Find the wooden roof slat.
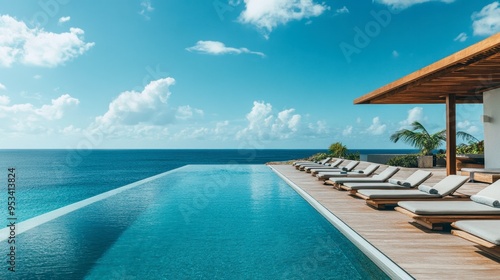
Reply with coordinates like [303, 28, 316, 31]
[355, 33, 500, 104]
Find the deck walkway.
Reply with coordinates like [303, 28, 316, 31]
[270, 163, 499, 279]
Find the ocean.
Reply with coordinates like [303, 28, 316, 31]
[0, 149, 417, 221]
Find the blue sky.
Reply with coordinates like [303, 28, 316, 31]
[0, 0, 498, 149]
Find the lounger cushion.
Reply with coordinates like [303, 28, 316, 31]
[453, 220, 500, 245]
[343, 182, 407, 190]
[432, 175, 469, 196]
[474, 179, 500, 201]
[358, 189, 440, 199]
[470, 195, 500, 208]
[329, 177, 386, 184]
[404, 170, 433, 187]
[397, 201, 500, 215]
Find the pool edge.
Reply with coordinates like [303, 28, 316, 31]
[268, 165, 414, 280]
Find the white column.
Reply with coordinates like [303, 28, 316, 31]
[483, 88, 500, 168]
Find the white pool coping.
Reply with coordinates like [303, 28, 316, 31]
[269, 165, 414, 280]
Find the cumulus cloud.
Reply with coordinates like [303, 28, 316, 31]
[472, 2, 500, 36]
[94, 77, 175, 129]
[139, 0, 154, 19]
[457, 120, 480, 136]
[0, 15, 94, 67]
[0, 83, 5, 90]
[58, 16, 71, 24]
[342, 125, 353, 136]
[91, 77, 204, 138]
[186, 41, 265, 57]
[176, 105, 204, 120]
[335, 6, 349, 15]
[454, 32, 468, 42]
[236, 101, 301, 140]
[0, 94, 79, 133]
[0, 95, 9, 105]
[367, 117, 386, 135]
[238, 0, 329, 36]
[373, 0, 455, 10]
[399, 107, 424, 127]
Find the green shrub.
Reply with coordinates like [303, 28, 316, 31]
[308, 153, 330, 162]
[387, 155, 418, 168]
[344, 152, 360, 160]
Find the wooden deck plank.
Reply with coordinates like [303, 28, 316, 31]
[270, 163, 500, 279]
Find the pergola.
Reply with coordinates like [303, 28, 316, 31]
[354, 32, 500, 175]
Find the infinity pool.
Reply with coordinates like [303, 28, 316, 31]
[1, 165, 389, 279]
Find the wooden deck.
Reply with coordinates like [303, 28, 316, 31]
[270, 162, 500, 279]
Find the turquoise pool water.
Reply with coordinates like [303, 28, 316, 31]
[1, 165, 389, 279]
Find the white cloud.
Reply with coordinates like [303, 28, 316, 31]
[186, 41, 265, 57]
[139, 0, 154, 19]
[457, 120, 480, 136]
[454, 32, 468, 42]
[0, 94, 79, 133]
[342, 125, 353, 136]
[399, 107, 424, 127]
[33, 74, 42, 79]
[94, 77, 175, 129]
[336, 6, 349, 15]
[238, 0, 329, 36]
[367, 117, 386, 135]
[0, 15, 94, 67]
[392, 50, 399, 58]
[356, 117, 362, 124]
[236, 101, 302, 140]
[374, 0, 455, 10]
[0, 83, 5, 90]
[0, 95, 9, 105]
[58, 16, 71, 24]
[91, 77, 205, 139]
[472, 2, 500, 36]
[176, 105, 204, 120]
[308, 120, 328, 134]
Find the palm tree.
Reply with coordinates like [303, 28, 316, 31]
[390, 121, 478, 155]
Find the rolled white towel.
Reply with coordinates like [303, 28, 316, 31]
[418, 185, 438, 194]
[388, 178, 401, 185]
[401, 181, 412, 187]
[471, 195, 500, 208]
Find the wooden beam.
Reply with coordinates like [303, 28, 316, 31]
[446, 95, 457, 175]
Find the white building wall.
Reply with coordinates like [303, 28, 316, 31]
[483, 88, 500, 168]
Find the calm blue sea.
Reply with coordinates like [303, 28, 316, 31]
[0, 149, 417, 221]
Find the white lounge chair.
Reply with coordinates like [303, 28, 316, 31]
[339, 169, 432, 194]
[324, 166, 400, 188]
[395, 179, 500, 230]
[451, 220, 500, 260]
[304, 158, 344, 173]
[316, 163, 379, 181]
[356, 175, 469, 210]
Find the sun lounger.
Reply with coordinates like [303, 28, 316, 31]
[304, 159, 344, 173]
[451, 220, 500, 260]
[324, 166, 400, 188]
[304, 158, 343, 173]
[293, 157, 331, 166]
[356, 175, 469, 210]
[316, 163, 379, 181]
[309, 160, 358, 174]
[295, 157, 332, 170]
[395, 179, 500, 230]
[339, 169, 432, 194]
